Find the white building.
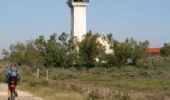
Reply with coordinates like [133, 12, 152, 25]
[67, 0, 89, 41]
[67, 0, 113, 54]
[96, 36, 114, 54]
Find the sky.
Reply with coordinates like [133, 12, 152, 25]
[0, 0, 170, 58]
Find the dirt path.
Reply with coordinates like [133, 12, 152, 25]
[0, 84, 42, 100]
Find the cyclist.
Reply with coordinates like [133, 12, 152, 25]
[6, 64, 20, 100]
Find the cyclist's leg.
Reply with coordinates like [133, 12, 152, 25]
[8, 82, 11, 100]
[14, 78, 18, 97]
[14, 87, 18, 97]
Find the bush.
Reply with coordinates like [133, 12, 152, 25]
[48, 68, 78, 80]
[0, 71, 6, 83]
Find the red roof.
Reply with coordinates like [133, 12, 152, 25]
[145, 48, 160, 53]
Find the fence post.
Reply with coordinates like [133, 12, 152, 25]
[46, 69, 49, 80]
[37, 68, 40, 78]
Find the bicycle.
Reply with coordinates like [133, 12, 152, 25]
[9, 81, 16, 100]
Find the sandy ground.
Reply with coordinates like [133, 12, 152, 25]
[0, 84, 42, 100]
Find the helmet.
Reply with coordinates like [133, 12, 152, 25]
[10, 64, 16, 67]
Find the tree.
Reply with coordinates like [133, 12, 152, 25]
[35, 35, 47, 56]
[78, 32, 105, 68]
[24, 41, 45, 69]
[161, 43, 170, 57]
[2, 49, 10, 61]
[107, 37, 149, 66]
[9, 42, 26, 65]
[44, 33, 72, 68]
[58, 32, 68, 46]
[3, 32, 150, 69]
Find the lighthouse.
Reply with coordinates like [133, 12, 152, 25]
[67, 0, 89, 41]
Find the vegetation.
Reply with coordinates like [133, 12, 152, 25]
[1, 32, 170, 100]
[2, 32, 151, 68]
[161, 43, 170, 57]
[1, 57, 169, 100]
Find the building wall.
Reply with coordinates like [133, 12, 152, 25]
[97, 36, 114, 54]
[71, 3, 88, 41]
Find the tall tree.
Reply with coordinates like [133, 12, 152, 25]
[78, 32, 105, 68]
[161, 43, 170, 57]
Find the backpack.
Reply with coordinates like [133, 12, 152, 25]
[9, 67, 18, 77]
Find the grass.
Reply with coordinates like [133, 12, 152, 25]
[18, 66, 170, 100]
[1, 57, 170, 100]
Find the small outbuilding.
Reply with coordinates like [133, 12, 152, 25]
[145, 48, 161, 56]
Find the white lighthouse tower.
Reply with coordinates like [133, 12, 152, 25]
[68, 0, 89, 41]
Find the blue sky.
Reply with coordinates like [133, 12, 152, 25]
[0, 0, 170, 57]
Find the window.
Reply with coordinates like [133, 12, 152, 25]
[68, 0, 89, 3]
[73, 0, 89, 3]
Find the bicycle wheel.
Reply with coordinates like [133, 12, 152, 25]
[10, 90, 15, 100]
